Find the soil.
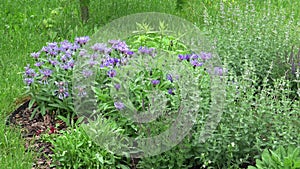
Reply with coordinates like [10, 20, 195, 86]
[6, 99, 68, 169]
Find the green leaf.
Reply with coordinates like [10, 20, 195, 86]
[28, 98, 35, 109]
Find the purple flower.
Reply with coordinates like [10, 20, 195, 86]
[190, 59, 204, 67]
[126, 50, 134, 56]
[56, 87, 69, 99]
[138, 46, 149, 54]
[79, 49, 88, 57]
[49, 50, 58, 57]
[166, 74, 173, 82]
[31, 52, 41, 59]
[40, 69, 53, 77]
[88, 60, 98, 67]
[114, 83, 121, 90]
[24, 78, 34, 86]
[178, 54, 185, 61]
[75, 86, 87, 97]
[90, 53, 99, 60]
[107, 69, 117, 78]
[108, 39, 121, 45]
[34, 61, 44, 67]
[67, 59, 75, 68]
[191, 54, 199, 59]
[151, 79, 160, 86]
[114, 101, 125, 110]
[214, 67, 226, 76]
[138, 46, 155, 56]
[24, 65, 37, 77]
[168, 88, 175, 95]
[47, 42, 58, 49]
[55, 81, 69, 99]
[91, 43, 107, 53]
[82, 69, 93, 78]
[60, 40, 74, 51]
[112, 41, 130, 53]
[48, 59, 59, 66]
[60, 54, 68, 62]
[75, 36, 90, 45]
[61, 63, 71, 70]
[200, 52, 212, 61]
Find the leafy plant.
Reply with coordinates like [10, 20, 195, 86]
[42, 125, 130, 169]
[248, 145, 300, 169]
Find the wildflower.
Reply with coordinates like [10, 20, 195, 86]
[107, 69, 117, 78]
[166, 74, 173, 82]
[109, 39, 121, 45]
[60, 40, 73, 51]
[24, 65, 37, 77]
[200, 52, 212, 61]
[24, 78, 34, 86]
[75, 36, 90, 45]
[114, 101, 125, 110]
[34, 61, 44, 67]
[91, 43, 107, 53]
[67, 59, 75, 68]
[40, 69, 53, 77]
[75, 86, 87, 97]
[214, 66, 226, 76]
[47, 42, 58, 49]
[178, 54, 185, 61]
[125, 50, 134, 56]
[79, 49, 88, 57]
[61, 63, 71, 70]
[60, 54, 68, 62]
[168, 88, 175, 95]
[55, 81, 69, 99]
[114, 83, 121, 90]
[112, 41, 130, 53]
[138, 46, 155, 56]
[82, 69, 93, 78]
[48, 59, 59, 66]
[31, 52, 41, 59]
[185, 54, 191, 61]
[88, 60, 98, 67]
[49, 50, 58, 57]
[191, 54, 199, 59]
[190, 59, 203, 67]
[90, 53, 99, 60]
[151, 79, 160, 86]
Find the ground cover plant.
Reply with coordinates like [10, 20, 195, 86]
[1, 0, 299, 168]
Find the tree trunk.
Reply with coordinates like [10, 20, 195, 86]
[79, 0, 90, 23]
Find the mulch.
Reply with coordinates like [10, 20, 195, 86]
[6, 99, 68, 169]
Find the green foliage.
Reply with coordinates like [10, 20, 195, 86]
[248, 146, 300, 169]
[42, 125, 130, 169]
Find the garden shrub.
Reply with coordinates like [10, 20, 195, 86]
[248, 145, 300, 169]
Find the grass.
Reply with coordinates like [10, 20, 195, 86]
[0, 0, 299, 168]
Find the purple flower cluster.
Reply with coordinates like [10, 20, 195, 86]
[24, 65, 37, 86]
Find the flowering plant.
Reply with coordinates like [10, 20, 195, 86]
[23, 31, 225, 124]
[23, 36, 90, 118]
